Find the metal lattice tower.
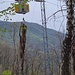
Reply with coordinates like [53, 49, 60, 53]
[40, 1, 50, 75]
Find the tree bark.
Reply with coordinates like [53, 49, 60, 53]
[19, 22, 27, 75]
[61, 0, 74, 75]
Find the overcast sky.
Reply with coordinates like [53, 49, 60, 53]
[0, 0, 66, 32]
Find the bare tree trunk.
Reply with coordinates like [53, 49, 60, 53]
[19, 22, 27, 75]
[31, 62, 34, 75]
[71, 23, 75, 75]
[12, 23, 17, 75]
[25, 60, 29, 75]
[61, 0, 74, 75]
[15, 54, 19, 75]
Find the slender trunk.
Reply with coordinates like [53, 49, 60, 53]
[31, 62, 34, 75]
[13, 24, 16, 75]
[50, 61, 53, 75]
[25, 61, 29, 75]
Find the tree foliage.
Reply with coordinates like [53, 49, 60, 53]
[1, 70, 12, 75]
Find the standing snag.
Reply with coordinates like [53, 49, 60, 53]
[19, 22, 27, 75]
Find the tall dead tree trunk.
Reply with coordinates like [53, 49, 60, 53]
[19, 22, 27, 75]
[61, 0, 74, 75]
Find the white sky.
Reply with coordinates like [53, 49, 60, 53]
[0, 0, 66, 32]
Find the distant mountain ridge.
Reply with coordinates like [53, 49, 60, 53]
[0, 21, 64, 50]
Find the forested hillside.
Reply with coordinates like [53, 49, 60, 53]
[0, 21, 64, 75]
[0, 21, 64, 49]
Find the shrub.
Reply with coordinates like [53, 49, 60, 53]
[1, 70, 12, 75]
